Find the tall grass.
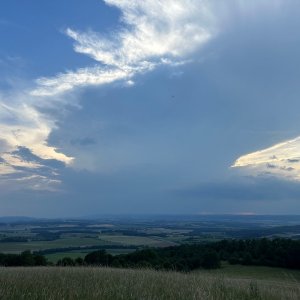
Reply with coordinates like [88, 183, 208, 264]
[0, 267, 298, 300]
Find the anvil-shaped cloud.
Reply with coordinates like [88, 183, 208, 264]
[0, 0, 216, 190]
[0, 0, 290, 191]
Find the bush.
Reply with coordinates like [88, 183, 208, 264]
[84, 250, 113, 266]
[202, 251, 220, 269]
[57, 257, 75, 266]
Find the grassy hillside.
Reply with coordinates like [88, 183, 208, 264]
[200, 263, 300, 282]
[0, 266, 299, 300]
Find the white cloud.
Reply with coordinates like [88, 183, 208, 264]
[0, 174, 62, 192]
[15, 175, 62, 192]
[0, 162, 17, 175]
[232, 137, 300, 181]
[1, 153, 42, 169]
[31, 66, 134, 96]
[31, 0, 287, 97]
[70, 0, 213, 62]
[31, 0, 215, 97]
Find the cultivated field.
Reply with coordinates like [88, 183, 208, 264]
[0, 237, 109, 253]
[0, 215, 299, 261]
[0, 266, 299, 300]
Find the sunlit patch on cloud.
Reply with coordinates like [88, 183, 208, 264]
[0, 91, 73, 190]
[232, 137, 300, 181]
[0, 142, 67, 191]
[0, 162, 16, 175]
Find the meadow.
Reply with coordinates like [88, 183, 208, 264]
[0, 265, 299, 300]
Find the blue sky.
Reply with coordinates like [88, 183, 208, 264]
[1, 0, 300, 217]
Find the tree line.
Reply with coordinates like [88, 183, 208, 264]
[0, 238, 299, 270]
[57, 238, 300, 270]
[57, 247, 220, 271]
[0, 251, 47, 266]
[56, 238, 300, 271]
[211, 238, 300, 269]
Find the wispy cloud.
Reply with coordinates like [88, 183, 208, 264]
[31, 0, 215, 96]
[232, 137, 300, 181]
[31, 0, 287, 97]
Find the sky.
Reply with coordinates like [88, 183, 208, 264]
[1, 0, 300, 217]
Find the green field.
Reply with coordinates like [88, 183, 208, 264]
[0, 237, 110, 253]
[0, 266, 299, 300]
[0, 234, 177, 254]
[98, 234, 177, 247]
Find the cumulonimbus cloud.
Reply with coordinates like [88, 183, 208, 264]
[0, 0, 287, 190]
[1, 0, 216, 190]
